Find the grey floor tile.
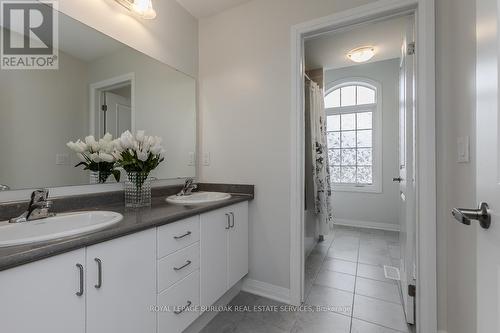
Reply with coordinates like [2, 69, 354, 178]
[327, 247, 359, 262]
[358, 250, 392, 266]
[357, 263, 395, 284]
[306, 284, 353, 316]
[315, 269, 356, 292]
[322, 258, 357, 275]
[200, 314, 238, 333]
[351, 318, 406, 333]
[388, 245, 401, 259]
[291, 310, 351, 333]
[234, 317, 288, 333]
[353, 295, 409, 332]
[244, 297, 297, 331]
[355, 277, 402, 304]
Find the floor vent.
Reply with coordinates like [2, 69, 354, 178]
[383, 265, 401, 281]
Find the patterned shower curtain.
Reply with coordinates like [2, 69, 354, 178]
[306, 80, 334, 235]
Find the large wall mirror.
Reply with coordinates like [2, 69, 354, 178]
[0, 9, 196, 191]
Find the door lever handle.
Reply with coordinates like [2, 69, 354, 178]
[452, 202, 491, 229]
[393, 177, 403, 182]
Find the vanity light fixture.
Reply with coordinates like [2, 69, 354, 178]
[347, 46, 375, 63]
[115, 0, 157, 19]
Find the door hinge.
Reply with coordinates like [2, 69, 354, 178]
[407, 42, 415, 55]
[101, 104, 108, 112]
[408, 284, 416, 297]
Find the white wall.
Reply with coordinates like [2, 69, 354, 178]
[324, 59, 400, 228]
[198, 0, 377, 290]
[57, 0, 198, 78]
[0, 49, 89, 189]
[436, 0, 477, 332]
[87, 48, 197, 180]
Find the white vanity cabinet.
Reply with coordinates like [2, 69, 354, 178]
[0, 199, 250, 333]
[0, 249, 86, 333]
[200, 201, 249, 307]
[86, 229, 157, 333]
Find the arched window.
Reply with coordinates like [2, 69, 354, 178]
[325, 78, 382, 192]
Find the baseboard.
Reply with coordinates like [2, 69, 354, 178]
[241, 278, 291, 304]
[334, 218, 400, 232]
[437, 330, 448, 333]
[183, 280, 243, 333]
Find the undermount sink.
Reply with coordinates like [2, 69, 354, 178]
[166, 192, 231, 206]
[0, 211, 123, 247]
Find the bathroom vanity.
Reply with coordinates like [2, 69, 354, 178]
[0, 185, 252, 333]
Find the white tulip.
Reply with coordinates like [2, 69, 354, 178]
[151, 144, 162, 155]
[120, 131, 134, 149]
[99, 153, 115, 163]
[85, 135, 96, 145]
[102, 133, 113, 142]
[137, 149, 148, 162]
[89, 153, 101, 163]
[113, 139, 123, 152]
[112, 151, 122, 161]
[136, 130, 145, 143]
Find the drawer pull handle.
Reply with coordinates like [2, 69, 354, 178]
[174, 231, 192, 240]
[229, 212, 235, 228]
[76, 263, 84, 296]
[225, 213, 231, 229]
[94, 258, 102, 289]
[173, 260, 192, 271]
[174, 300, 192, 315]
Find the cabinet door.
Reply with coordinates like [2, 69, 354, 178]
[227, 201, 249, 288]
[200, 207, 229, 307]
[86, 229, 156, 333]
[0, 249, 86, 333]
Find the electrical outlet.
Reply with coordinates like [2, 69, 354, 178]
[457, 136, 470, 163]
[188, 152, 195, 166]
[56, 153, 70, 165]
[203, 152, 211, 166]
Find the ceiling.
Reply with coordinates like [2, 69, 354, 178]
[175, 0, 252, 18]
[305, 16, 409, 70]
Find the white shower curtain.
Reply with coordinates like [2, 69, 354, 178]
[306, 80, 333, 235]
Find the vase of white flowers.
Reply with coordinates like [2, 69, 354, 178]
[67, 133, 121, 184]
[115, 130, 165, 207]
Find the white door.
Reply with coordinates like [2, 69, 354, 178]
[99, 91, 132, 138]
[200, 207, 229, 307]
[0, 249, 86, 333]
[86, 229, 156, 333]
[397, 15, 416, 325]
[227, 201, 249, 288]
[475, 0, 500, 331]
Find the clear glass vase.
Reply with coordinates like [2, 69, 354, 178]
[124, 172, 151, 208]
[90, 170, 112, 184]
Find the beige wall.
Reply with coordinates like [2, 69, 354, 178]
[198, 0, 377, 290]
[436, 0, 477, 332]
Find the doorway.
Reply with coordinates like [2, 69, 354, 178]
[89, 73, 135, 138]
[290, 1, 437, 333]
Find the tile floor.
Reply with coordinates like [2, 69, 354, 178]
[200, 226, 413, 333]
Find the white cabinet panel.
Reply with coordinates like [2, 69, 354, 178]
[158, 242, 200, 293]
[200, 207, 229, 307]
[157, 271, 200, 333]
[157, 216, 200, 259]
[228, 201, 249, 288]
[86, 229, 156, 333]
[0, 249, 86, 333]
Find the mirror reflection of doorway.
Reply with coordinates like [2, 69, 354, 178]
[98, 83, 132, 138]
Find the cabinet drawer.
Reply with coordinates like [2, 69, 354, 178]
[157, 216, 200, 258]
[158, 242, 200, 293]
[157, 271, 200, 333]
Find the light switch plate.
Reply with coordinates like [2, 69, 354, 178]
[188, 152, 195, 166]
[203, 152, 210, 166]
[56, 153, 70, 165]
[457, 136, 470, 163]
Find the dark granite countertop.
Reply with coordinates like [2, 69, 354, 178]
[0, 184, 253, 271]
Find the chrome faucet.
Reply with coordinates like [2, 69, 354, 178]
[9, 189, 55, 223]
[0, 184, 9, 191]
[177, 178, 198, 196]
